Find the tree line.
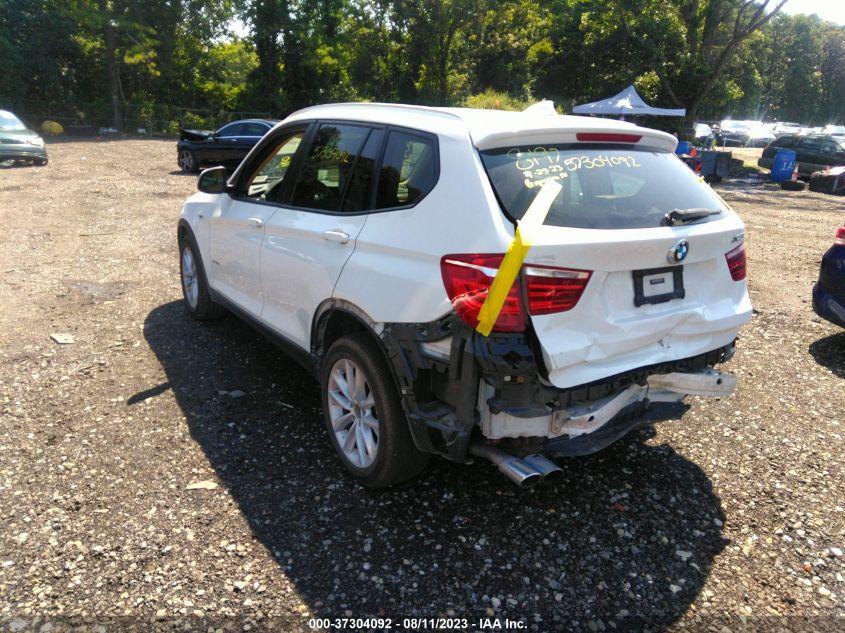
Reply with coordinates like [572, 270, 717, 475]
[2, 0, 844, 132]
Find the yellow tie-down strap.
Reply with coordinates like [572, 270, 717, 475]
[475, 180, 562, 336]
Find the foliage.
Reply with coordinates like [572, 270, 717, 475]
[1, 0, 843, 129]
[464, 89, 530, 111]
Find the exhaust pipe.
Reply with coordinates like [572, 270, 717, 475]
[523, 454, 563, 482]
[469, 442, 542, 488]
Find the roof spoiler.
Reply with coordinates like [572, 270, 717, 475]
[522, 100, 558, 117]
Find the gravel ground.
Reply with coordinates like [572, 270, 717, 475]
[1, 139, 844, 632]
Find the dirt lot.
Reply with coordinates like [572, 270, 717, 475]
[1, 139, 844, 631]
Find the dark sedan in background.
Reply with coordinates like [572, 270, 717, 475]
[759, 134, 845, 177]
[0, 109, 48, 166]
[813, 224, 845, 328]
[176, 118, 277, 172]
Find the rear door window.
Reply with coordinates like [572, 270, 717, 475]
[375, 131, 437, 209]
[217, 122, 243, 138]
[290, 123, 371, 212]
[240, 122, 271, 137]
[480, 146, 726, 230]
[341, 129, 384, 212]
[799, 137, 822, 153]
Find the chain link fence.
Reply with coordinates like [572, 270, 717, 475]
[8, 99, 272, 136]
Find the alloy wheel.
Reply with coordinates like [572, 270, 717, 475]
[181, 246, 199, 309]
[178, 150, 194, 171]
[327, 358, 379, 468]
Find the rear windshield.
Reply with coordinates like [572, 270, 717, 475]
[480, 145, 726, 229]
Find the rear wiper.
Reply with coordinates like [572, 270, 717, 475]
[662, 208, 722, 226]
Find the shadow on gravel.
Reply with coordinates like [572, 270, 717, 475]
[809, 331, 845, 378]
[143, 300, 727, 629]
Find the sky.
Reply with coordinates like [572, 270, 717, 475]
[783, 0, 845, 25]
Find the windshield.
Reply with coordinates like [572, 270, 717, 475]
[480, 145, 726, 230]
[0, 110, 26, 131]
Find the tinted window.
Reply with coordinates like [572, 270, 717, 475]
[341, 129, 384, 212]
[217, 122, 243, 137]
[821, 139, 840, 156]
[480, 146, 727, 230]
[799, 137, 822, 152]
[290, 124, 370, 211]
[240, 122, 270, 137]
[375, 131, 437, 209]
[773, 135, 797, 148]
[244, 131, 305, 202]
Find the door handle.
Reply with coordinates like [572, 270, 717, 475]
[248, 217, 265, 229]
[323, 229, 349, 244]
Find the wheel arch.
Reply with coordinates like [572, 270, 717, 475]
[176, 219, 213, 294]
[312, 299, 386, 362]
[177, 218, 198, 247]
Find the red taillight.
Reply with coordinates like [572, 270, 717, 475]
[524, 265, 592, 315]
[725, 243, 747, 281]
[440, 255, 591, 332]
[576, 132, 642, 143]
[440, 254, 525, 332]
[835, 226, 845, 246]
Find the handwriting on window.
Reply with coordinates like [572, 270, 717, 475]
[508, 148, 641, 189]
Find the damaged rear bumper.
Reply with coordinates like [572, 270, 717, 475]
[381, 316, 738, 463]
[541, 369, 735, 456]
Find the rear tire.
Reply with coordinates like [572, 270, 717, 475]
[321, 333, 428, 488]
[178, 238, 226, 320]
[34, 157, 48, 166]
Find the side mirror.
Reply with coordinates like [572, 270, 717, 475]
[197, 166, 228, 194]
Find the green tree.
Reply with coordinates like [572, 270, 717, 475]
[603, 0, 789, 117]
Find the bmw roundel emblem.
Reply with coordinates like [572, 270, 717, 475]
[667, 239, 690, 264]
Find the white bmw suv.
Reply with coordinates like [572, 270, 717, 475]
[177, 102, 752, 488]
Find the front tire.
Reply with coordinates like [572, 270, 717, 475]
[321, 334, 428, 488]
[178, 149, 197, 173]
[178, 239, 225, 320]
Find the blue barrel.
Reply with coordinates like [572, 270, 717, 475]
[675, 140, 692, 155]
[771, 149, 796, 182]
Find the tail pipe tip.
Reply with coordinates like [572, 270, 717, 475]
[499, 456, 543, 488]
[470, 442, 545, 488]
[524, 454, 564, 481]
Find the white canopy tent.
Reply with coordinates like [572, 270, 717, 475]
[573, 85, 685, 117]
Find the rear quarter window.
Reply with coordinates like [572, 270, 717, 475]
[375, 131, 437, 209]
[480, 145, 727, 230]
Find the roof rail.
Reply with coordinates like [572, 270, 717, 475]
[288, 102, 464, 122]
